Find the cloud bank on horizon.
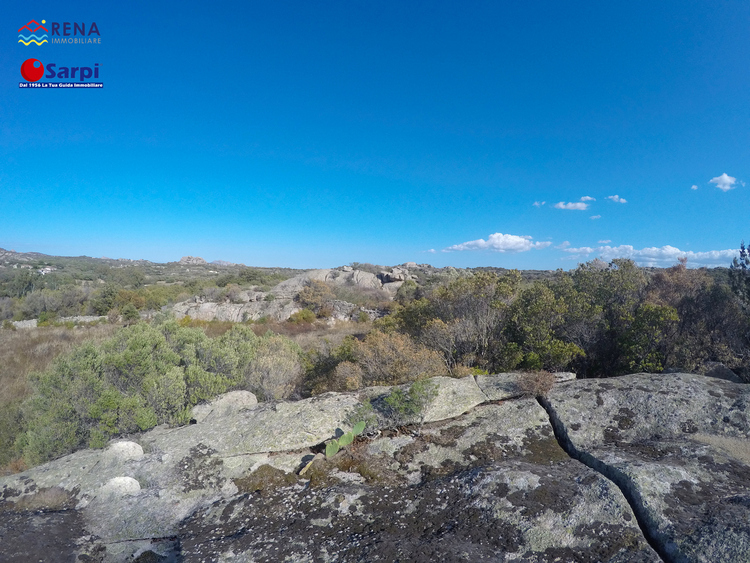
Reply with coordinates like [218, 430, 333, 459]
[441, 232, 737, 267]
[561, 244, 737, 267]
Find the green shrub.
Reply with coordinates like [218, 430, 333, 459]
[37, 310, 57, 326]
[144, 366, 187, 423]
[395, 279, 419, 304]
[14, 318, 299, 466]
[0, 402, 24, 467]
[289, 309, 316, 324]
[382, 379, 438, 429]
[121, 303, 140, 324]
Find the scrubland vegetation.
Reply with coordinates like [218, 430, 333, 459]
[0, 256, 301, 322]
[1, 248, 748, 474]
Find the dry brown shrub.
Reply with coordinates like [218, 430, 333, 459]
[0, 457, 28, 477]
[296, 280, 335, 312]
[355, 330, 446, 386]
[517, 370, 555, 398]
[278, 320, 365, 349]
[177, 317, 237, 338]
[450, 365, 474, 378]
[331, 361, 364, 391]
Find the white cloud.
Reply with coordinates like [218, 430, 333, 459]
[561, 244, 737, 267]
[555, 201, 589, 210]
[533, 201, 546, 207]
[691, 185, 698, 190]
[598, 239, 611, 244]
[444, 232, 552, 253]
[606, 195, 627, 203]
[590, 215, 601, 220]
[580, 196, 596, 201]
[426, 249, 436, 254]
[556, 241, 571, 249]
[709, 173, 737, 192]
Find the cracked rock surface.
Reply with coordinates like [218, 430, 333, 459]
[545, 372, 750, 563]
[179, 399, 659, 562]
[0, 372, 747, 562]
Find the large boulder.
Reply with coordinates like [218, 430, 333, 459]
[172, 298, 301, 322]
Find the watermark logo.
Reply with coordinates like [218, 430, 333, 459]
[20, 58, 45, 81]
[18, 20, 48, 46]
[19, 58, 102, 88]
[50, 21, 101, 44]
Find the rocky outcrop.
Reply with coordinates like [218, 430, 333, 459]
[1, 372, 747, 562]
[179, 256, 207, 265]
[172, 298, 301, 322]
[272, 268, 385, 300]
[171, 267, 390, 323]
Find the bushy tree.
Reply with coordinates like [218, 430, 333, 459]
[504, 282, 584, 371]
[644, 261, 749, 374]
[395, 272, 521, 371]
[91, 284, 120, 315]
[730, 240, 750, 307]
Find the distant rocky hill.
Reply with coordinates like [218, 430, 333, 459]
[178, 256, 207, 265]
[0, 247, 154, 266]
[1, 371, 748, 562]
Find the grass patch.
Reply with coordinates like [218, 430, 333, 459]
[0, 324, 118, 473]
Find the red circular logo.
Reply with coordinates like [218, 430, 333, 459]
[21, 58, 44, 82]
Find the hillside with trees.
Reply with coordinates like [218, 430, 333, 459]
[1, 246, 748, 474]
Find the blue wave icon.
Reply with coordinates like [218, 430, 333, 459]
[18, 20, 48, 45]
[18, 33, 48, 45]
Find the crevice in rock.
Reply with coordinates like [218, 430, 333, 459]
[472, 375, 492, 403]
[537, 396, 681, 563]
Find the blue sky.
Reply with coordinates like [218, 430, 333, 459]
[2, 1, 748, 269]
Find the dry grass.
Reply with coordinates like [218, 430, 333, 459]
[287, 321, 368, 351]
[0, 324, 119, 407]
[516, 370, 556, 398]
